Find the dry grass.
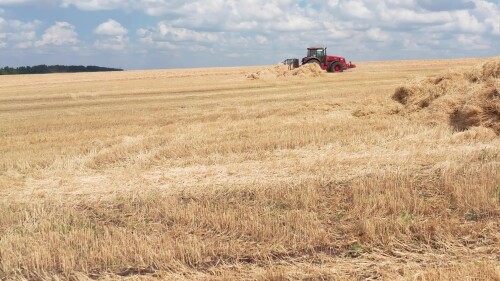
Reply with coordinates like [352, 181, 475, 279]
[247, 63, 324, 80]
[393, 57, 500, 134]
[1, 58, 499, 280]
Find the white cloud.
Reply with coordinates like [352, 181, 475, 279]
[154, 22, 219, 43]
[255, 35, 268, 44]
[136, 20, 273, 56]
[49, 1, 500, 40]
[94, 19, 128, 50]
[328, 0, 340, 8]
[366, 27, 390, 42]
[94, 19, 127, 36]
[59, 0, 315, 32]
[470, 0, 500, 34]
[0, 16, 40, 48]
[324, 22, 355, 40]
[378, 7, 453, 25]
[263, 14, 316, 32]
[417, 0, 476, 12]
[15, 40, 32, 48]
[339, 0, 373, 20]
[35, 21, 78, 47]
[60, 0, 126, 11]
[0, 0, 34, 3]
[0, 0, 57, 5]
[457, 34, 491, 50]
[136, 23, 220, 52]
[155, 41, 179, 50]
[452, 10, 487, 33]
[94, 36, 128, 51]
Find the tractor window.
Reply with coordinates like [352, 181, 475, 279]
[308, 49, 324, 58]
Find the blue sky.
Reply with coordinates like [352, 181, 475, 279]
[0, 0, 499, 70]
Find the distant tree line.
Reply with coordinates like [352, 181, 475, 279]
[0, 65, 123, 75]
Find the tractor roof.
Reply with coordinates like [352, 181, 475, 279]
[307, 47, 326, 50]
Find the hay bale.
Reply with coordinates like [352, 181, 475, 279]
[481, 59, 500, 79]
[288, 63, 324, 77]
[247, 63, 324, 80]
[473, 81, 500, 133]
[393, 58, 500, 135]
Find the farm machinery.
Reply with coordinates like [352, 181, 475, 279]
[283, 47, 356, 72]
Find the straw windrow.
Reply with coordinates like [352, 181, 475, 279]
[393, 58, 500, 134]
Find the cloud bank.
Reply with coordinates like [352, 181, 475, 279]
[0, 0, 498, 69]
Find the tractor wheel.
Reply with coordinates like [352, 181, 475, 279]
[330, 62, 344, 73]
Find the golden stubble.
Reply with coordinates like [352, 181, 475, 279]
[0, 58, 499, 280]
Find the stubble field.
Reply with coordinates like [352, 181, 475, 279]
[0, 58, 499, 280]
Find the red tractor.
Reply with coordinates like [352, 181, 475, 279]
[284, 47, 356, 73]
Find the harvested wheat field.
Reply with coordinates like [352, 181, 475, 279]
[1, 58, 499, 280]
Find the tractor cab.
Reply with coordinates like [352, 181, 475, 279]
[306, 48, 326, 64]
